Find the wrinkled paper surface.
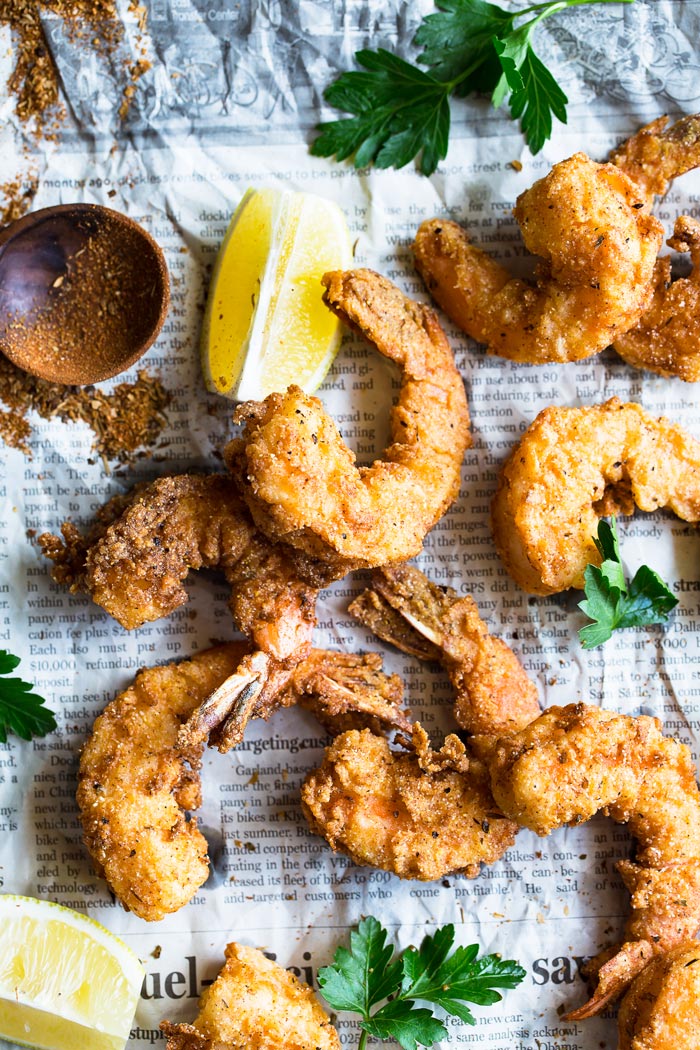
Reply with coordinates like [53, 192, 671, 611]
[1, 1, 700, 1046]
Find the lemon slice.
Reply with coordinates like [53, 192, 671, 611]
[0, 895, 144, 1050]
[201, 187, 353, 401]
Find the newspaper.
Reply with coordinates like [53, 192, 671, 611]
[1, 0, 699, 1046]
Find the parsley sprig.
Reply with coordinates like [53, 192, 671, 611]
[578, 518, 678, 649]
[311, 0, 634, 174]
[318, 916, 526, 1050]
[0, 650, 56, 742]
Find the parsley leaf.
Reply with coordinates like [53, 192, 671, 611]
[318, 917, 526, 1050]
[317, 915, 402, 1015]
[0, 650, 56, 743]
[312, 0, 634, 171]
[578, 518, 678, 649]
[311, 50, 451, 175]
[501, 42, 569, 154]
[363, 1000, 447, 1050]
[414, 0, 512, 93]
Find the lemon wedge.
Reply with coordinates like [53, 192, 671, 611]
[0, 895, 144, 1050]
[201, 187, 353, 401]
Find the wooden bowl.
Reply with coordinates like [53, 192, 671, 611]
[0, 203, 170, 384]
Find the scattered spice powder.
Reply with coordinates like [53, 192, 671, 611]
[0, 171, 39, 226]
[2, 1, 149, 131]
[4, 0, 68, 131]
[0, 1, 151, 222]
[0, 355, 171, 464]
[0, 407, 32, 455]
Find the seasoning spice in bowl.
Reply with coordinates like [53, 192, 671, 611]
[0, 203, 170, 385]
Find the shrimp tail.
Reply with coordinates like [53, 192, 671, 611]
[350, 564, 539, 737]
[610, 113, 700, 205]
[564, 940, 655, 1020]
[292, 649, 412, 736]
[177, 650, 272, 753]
[179, 649, 413, 755]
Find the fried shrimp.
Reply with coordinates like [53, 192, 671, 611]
[301, 724, 518, 881]
[39, 474, 317, 660]
[78, 643, 412, 920]
[606, 115, 700, 381]
[161, 942, 340, 1050]
[226, 268, 470, 586]
[77, 643, 247, 922]
[617, 941, 700, 1050]
[487, 704, 700, 1016]
[613, 216, 700, 381]
[491, 399, 700, 595]
[349, 563, 539, 737]
[412, 153, 662, 364]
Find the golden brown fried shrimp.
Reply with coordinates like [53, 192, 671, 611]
[301, 724, 518, 881]
[77, 643, 248, 922]
[413, 154, 662, 364]
[608, 116, 700, 380]
[487, 704, 700, 1015]
[226, 268, 470, 586]
[79, 643, 412, 920]
[610, 114, 700, 208]
[161, 942, 340, 1050]
[491, 399, 700, 595]
[39, 474, 317, 661]
[349, 563, 539, 738]
[613, 216, 700, 381]
[617, 941, 700, 1050]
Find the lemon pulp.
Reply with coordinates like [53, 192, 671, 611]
[0, 895, 144, 1050]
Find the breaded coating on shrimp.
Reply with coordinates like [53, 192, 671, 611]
[617, 941, 700, 1050]
[40, 474, 317, 661]
[41, 474, 323, 745]
[226, 268, 470, 586]
[301, 724, 518, 881]
[607, 115, 700, 380]
[77, 643, 248, 922]
[161, 942, 340, 1050]
[413, 153, 662, 364]
[613, 216, 700, 381]
[350, 563, 539, 738]
[491, 399, 700, 594]
[487, 704, 700, 1015]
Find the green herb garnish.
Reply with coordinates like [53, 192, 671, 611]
[578, 517, 678, 649]
[318, 916, 526, 1050]
[311, 0, 634, 174]
[0, 650, 56, 742]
